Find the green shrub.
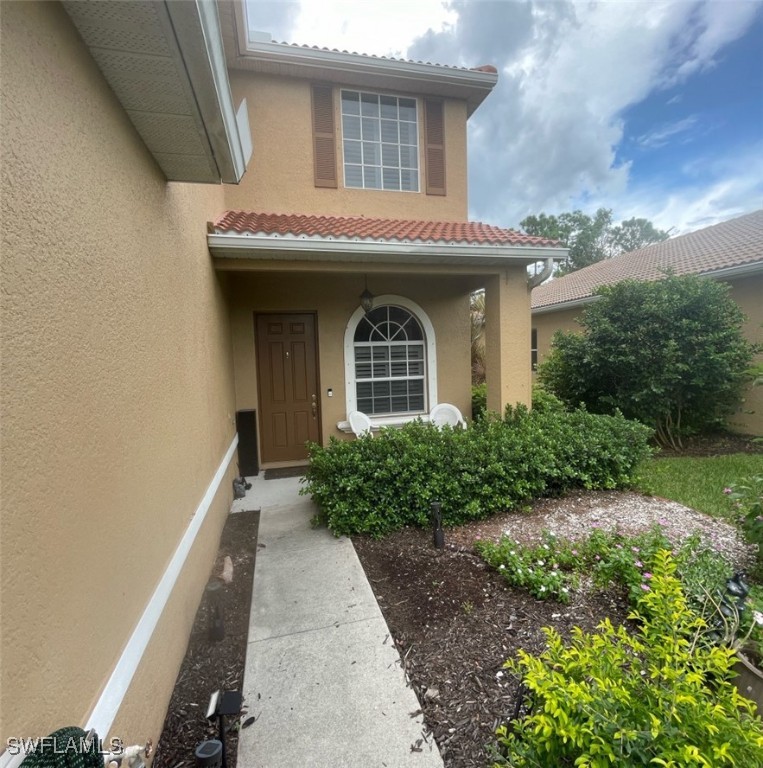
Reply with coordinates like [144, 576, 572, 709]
[471, 383, 487, 421]
[531, 384, 567, 414]
[302, 407, 652, 537]
[727, 474, 763, 573]
[539, 274, 758, 449]
[495, 551, 763, 767]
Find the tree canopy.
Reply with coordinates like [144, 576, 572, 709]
[538, 274, 758, 449]
[521, 208, 670, 275]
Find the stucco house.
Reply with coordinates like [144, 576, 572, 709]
[0, 0, 565, 760]
[531, 209, 763, 435]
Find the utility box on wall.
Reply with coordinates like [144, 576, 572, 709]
[235, 410, 259, 476]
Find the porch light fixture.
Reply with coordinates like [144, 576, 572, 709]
[360, 276, 374, 315]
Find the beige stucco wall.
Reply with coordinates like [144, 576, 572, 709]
[729, 274, 763, 435]
[485, 268, 533, 413]
[224, 71, 469, 221]
[1, 0, 236, 747]
[532, 306, 584, 373]
[531, 274, 763, 435]
[226, 270, 471, 452]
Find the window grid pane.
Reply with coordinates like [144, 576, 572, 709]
[342, 90, 419, 192]
[354, 306, 427, 416]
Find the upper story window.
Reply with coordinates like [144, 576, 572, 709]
[341, 90, 419, 192]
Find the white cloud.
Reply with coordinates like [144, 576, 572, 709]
[247, 0, 457, 56]
[636, 116, 699, 149]
[407, 0, 760, 229]
[610, 142, 763, 233]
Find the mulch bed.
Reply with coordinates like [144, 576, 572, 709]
[353, 527, 632, 768]
[153, 510, 259, 768]
[150, 434, 758, 768]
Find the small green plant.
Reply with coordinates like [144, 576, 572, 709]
[462, 600, 475, 616]
[477, 533, 577, 603]
[494, 551, 763, 767]
[726, 474, 763, 571]
[477, 526, 673, 606]
[471, 383, 487, 421]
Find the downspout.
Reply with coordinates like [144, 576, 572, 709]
[527, 257, 554, 288]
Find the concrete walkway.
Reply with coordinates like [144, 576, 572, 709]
[233, 474, 442, 768]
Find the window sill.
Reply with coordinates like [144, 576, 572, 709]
[336, 414, 430, 434]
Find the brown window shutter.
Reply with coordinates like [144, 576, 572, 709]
[424, 98, 446, 196]
[311, 84, 337, 188]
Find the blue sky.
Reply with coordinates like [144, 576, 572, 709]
[246, 0, 763, 234]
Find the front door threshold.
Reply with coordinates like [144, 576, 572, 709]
[259, 459, 310, 471]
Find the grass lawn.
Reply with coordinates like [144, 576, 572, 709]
[636, 453, 763, 520]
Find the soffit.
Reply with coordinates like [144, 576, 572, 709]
[63, 0, 246, 183]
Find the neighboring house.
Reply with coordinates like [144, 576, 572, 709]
[532, 209, 763, 435]
[1, 0, 565, 760]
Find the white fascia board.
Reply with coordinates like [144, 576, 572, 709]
[207, 233, 566, 266]
[243, 39, 498, 91]
[168, 0, 249, 183]
[532, 295, 599, 315]
[699, 260, 763, 281]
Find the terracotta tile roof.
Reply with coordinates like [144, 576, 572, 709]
[211, 211, 561, 248]
[532, 209, 763, 310]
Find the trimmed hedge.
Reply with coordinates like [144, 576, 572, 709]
[302, 406, 652, 537]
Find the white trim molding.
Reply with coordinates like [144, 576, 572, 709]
[208, 233, 567, 266]
[86, 435, 238, 739]
[0, 430, 236, 768]
[343, 296, 437, 426]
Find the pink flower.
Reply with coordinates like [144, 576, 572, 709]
[616, 544, 623, 550]
[723, 487, 733, 495]
[571, 550, 578, 556]
[643, 572, 652, 579]
[631, 547, 640, 553]
[635, 560, 643, 568]
[641, 584, 651, 591]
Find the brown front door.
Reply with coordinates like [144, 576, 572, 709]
[255, 313, 321, 463]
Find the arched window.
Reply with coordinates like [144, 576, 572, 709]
[344, 296, 437, 421]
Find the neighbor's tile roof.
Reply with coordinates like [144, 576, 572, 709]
[532, 209, 763, 310]
[211, 211, 561, 248]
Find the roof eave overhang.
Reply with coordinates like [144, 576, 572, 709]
[699, 260, 763, 281]
[532, 295, 599, 314]
[63, 0, 251, 184]
[230, 32, 497, 116]
[531, 259, 763, 314]
[208, 233, 566, 267]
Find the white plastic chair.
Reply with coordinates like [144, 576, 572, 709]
[348, 410, 374, 437]
[429, 403, 467, 429]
